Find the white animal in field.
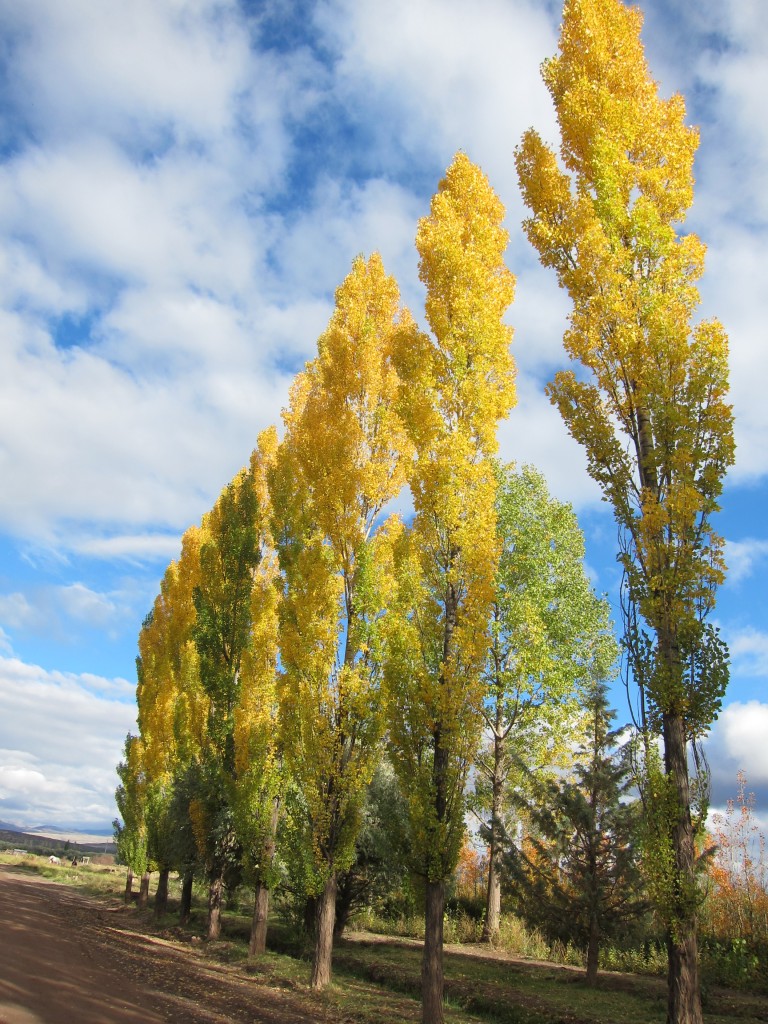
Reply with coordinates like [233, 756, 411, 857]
[48, 855, 61, 865]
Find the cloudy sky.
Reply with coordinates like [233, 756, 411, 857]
[0, 0, 766, 834]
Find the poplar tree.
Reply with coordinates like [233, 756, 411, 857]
[516, 2, 734, 1020]
[135, 526, 205, 917]
[383, 152, 517, 1024]
[477, 464, 617, 941]
[114, 733, 149, 905]
[233, 430, 282, 956]
[269, 253, 413, 990]
[191, 467, 261, 940]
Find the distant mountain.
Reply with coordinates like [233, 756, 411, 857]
[0, 820, 22, 832]
[27, 824, 114, 837]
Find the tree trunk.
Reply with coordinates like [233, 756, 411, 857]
[249, 882, 270, 956]
[310, 874, 337, 991]
[138, 870, 150, 908]
[334, 871, 355, 940]
[124, 867, 134, 904]
[154, 867, 170, 918]
[249, 795, 280, 955]
[422, 879, 445, 1024]
[482, 730, 504, 943]
[586, 913, 599, 986]
[663, 711, 703, 1024]
[179, 872, 193, 924]
[207, 872, 224, 941]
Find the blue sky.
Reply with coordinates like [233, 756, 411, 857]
[0, 0, 765, 833]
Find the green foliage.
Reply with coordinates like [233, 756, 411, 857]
[193, 468, 261, 768]
[113, 733, 148, 876]
[476, 463, 619, 925]
[505, 681, 648, 971]
[335, 760, 416, 933]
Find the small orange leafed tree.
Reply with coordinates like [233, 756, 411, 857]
[704, 773, 768, 946]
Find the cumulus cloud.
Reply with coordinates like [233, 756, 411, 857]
[725, 539, 768, 586]
[0, 656, 136, 829]
[705, 701, 768, 812]
[726, 629, 768, 679]
[0, 581, 138, 648]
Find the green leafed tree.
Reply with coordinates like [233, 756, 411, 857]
[506, 678, 647, 985]
[515, 1, 735, 1020]
[114, 732, 149, 905]
[476, 463, 618, 941]
[383, 152, 517, 1024]
[191, 466, 262, 940]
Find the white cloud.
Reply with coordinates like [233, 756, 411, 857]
[0, 582, 136, 644]
[497, 371, 602, 511]
[705, 701, 768, 812]
[725, 538, 768, 586]
[70, 533, 183, 561]
[58, 584, 117, 628]
[319, 0, 558, 195]
[0, 629, 13, 656]
[726, 629, 768, 678]
[0, 656, 136, 829]
[0, 593, 38, 631]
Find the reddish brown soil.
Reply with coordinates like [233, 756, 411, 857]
[0, 867, 335, 1024]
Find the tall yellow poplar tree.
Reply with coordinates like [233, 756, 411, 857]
[269, 253, 413, 990]
[233, 429, 282, 956]
[383, 152, 516, 1024]
[134, 525, 205, 916]
[515, 3, 734, 1022]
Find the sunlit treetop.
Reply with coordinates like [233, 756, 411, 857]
[282, 252, 414, 560]
[515, 0, 735, 694]
[136, 524, 205, 779]
[401, 152, 516, 461]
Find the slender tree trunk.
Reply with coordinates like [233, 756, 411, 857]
[249, 796, 280, 956]
[310, 873, 337, 991]
[179, 872, 193, 924]
[154, 867, 170, 918]
[249, 883, 270, 956]
[636, 413, 703, 1024]
[482, 729, 504, 942]
[124, 867, 134, 904]
[663, 711, 702, 1024]
[207, 872, 224, 941]
[422, 879, 446, 1024]
[586, 913, 600, 986]
[138, 870, 150, 908]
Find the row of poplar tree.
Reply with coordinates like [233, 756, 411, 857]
[115, 2, 735, 1023]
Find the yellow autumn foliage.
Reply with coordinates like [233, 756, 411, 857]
[271, 253, 413, 878]
[383, 152, 517, 883]
[515, 0, 734, 714]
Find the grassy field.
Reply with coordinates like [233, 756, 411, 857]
[2, 853, 766, 1024]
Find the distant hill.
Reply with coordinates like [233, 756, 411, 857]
[0, 820, 23, 833]
[26, 825, 115, 841]
[0, 828, 116, 855]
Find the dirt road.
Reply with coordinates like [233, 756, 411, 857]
[0, 867, 332, 1024]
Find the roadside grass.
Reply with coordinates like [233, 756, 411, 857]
[3, 855, 766, 1024]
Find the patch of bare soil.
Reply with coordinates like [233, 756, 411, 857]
[0, 867, 334, 1024]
